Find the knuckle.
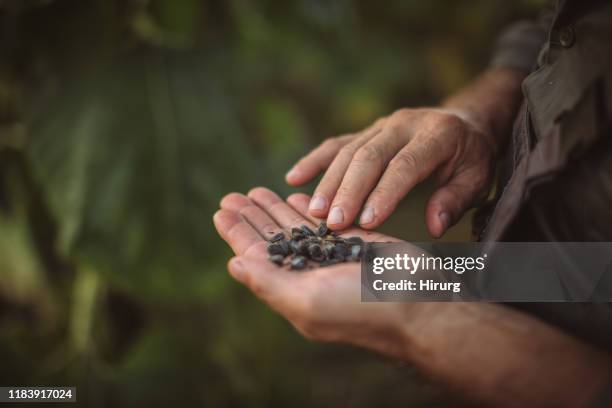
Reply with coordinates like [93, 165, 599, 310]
[389, 165, 412, 184]
[321, 137, 339, 150]
[372, 116, 388, 128]
[336, 134, 354, 145]
[354, 144, 384, 163]
[419, 134, 447, 158]
[393, 149, 419, 170]
[390, 108, 413, 122]
[338, 144, 357, 159]
[431, 112, 464, 131]
[443, 115, 465, 132]
[335, 184, 354, 199]
[381, 166, 413, 192]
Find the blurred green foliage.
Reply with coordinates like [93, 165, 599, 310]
[0, 0, 544, 406]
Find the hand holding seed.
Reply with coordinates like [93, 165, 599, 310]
[213, 187, 422, 350]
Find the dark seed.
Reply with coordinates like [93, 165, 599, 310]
[322, 241, 336, 256]
[307, 236, 321, 244]
[332, 243, 349, 261]
[270, 232, 285, 242]
[292, 232, 306, 241]
[290, 239, 308, 255]
[317, 222, 329, 237]
[308, 243, 326, 262]
[301, 225, 316, 237]
[280, 239, 291, 255]
[347, 244, 363, 261]
[267, 242, 287, 256]
[346, 236, 364, 246]
[269, 254, 285, 266]
[289, 239, 299, 253]
[268, 222, 364, 269]
[290, 256, 308, 270]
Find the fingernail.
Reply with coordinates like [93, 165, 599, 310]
[286, 167, 301, 181]
[439, 212, 451, 231]
[228, 257, 245, 281]
[309, 195, 327, 211]
[328, 206, 344, 225]
[360, 206, 375, 225]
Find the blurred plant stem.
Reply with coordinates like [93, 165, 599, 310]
[69, 266, 100, 354]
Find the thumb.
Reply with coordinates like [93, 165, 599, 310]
[425, 171, 486, 238]
[228, 256, 302, 312]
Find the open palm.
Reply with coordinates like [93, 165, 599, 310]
[213, 187, 414, 356]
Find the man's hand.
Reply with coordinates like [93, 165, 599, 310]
[286, 109, 495, 237]
[285, 68, 527, 237]
[213, 187, 612, 407]
[213, 187, 417, 357]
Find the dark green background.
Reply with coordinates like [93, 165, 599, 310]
[0, 0, 543, 406]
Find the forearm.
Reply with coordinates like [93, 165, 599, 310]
[397, 303, 612, 407]
[442, 67, 527, 155]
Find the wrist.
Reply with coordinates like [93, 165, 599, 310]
[386, 303, 436, 362]
[387, 302, 612, 407]
[442, 67, 526, 156]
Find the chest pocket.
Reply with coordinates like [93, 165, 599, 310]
[521, 3, 612, 186]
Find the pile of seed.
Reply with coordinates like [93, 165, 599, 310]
[267, 222, 365, 270]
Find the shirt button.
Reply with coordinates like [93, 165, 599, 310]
[558, 26, 575, 48]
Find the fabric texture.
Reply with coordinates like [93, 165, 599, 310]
[475, 0, 612, 369]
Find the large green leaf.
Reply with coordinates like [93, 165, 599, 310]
[27, 50, 262, 297]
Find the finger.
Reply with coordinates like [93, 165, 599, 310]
[288, 119, 387, 187]
[287, 193, 402, 243]
[425, 169, 485, 238]
[326, 128, 409, 230]
[286, 134, 355, 186]
[213, 209, 268, 258]
[220, 192, 255, 212]
[228, 256, 306, 315]
[238, 204, 286, 241]
[248, 187, 316, 230]
[220, 192, 286, 241]
[308, 131, 374, 218]
[286, 193, 326, 225]
[359, 132, 455, 229]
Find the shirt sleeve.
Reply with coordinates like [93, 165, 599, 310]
[489, 7, 556, 72]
